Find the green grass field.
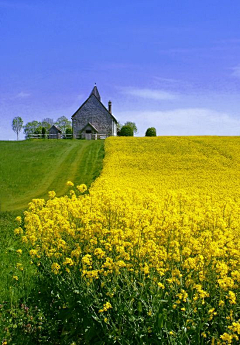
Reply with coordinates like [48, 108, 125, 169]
[0, 139, 105, 342]
[0, 139, 104, 211]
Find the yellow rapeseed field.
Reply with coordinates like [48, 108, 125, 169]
[15, 137, 240, 344]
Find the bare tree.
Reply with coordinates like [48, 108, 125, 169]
[12, 116, 23, 140]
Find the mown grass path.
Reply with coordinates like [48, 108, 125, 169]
[0, 140, 104, 211]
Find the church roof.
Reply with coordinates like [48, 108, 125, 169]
[80, 122, 99, 133]
[90, 85, 101, 101]
[72, 86, 117, 123]
[49, 124, 62, 133]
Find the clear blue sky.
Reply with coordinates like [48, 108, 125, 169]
[1, 0, 240, 139]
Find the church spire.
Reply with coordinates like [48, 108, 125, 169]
[90, 84, 101, 102]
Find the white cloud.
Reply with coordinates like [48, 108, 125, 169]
[121, 87, 178, 101]
[117, 108, 240, 136]
[16, 92, 31, 98]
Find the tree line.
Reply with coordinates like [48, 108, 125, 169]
[118, 122, 157, 137]
[12, 116, 72, 140]
[12, 117, 157, 140]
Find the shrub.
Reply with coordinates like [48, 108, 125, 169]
[119, 125, 133, 136]
[41, 127, 46, 138]
[145, 127, 157, 136]
[65, 127, 73, 139]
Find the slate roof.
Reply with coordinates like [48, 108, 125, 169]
[90, 85, 101, 101]
[71, 87, 117, 123]
[49, 125, 62, 133]
[80, 122, 99, 133]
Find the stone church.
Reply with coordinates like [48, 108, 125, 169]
[72, 85, 118, 139]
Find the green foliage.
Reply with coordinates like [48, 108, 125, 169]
[124, 121, 138, 134]
[145, 127, 157, 136]
[54, 116, 71, 134]
[12, 117, 23, 140]
[65, 127, 73, 139]
[41, 118, 53, 131]
[119, 125, 134, 136]
[65, 127, 72, 134]
[23, 121, 42, 139]
[41, 127, 46, 139]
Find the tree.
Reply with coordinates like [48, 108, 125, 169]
[145, 127, 157, 137]
[124, 122, 137, 135]
[12, 116, 23, 140]
[65, 127, 72, 139]
[23, 121, 42, 139]
[54, 116, 71, 134]
[117, 122, 123, 135]
[42, 118, 54, 131]
[119, 125, 134, 136]
[42, 127, 46, 139]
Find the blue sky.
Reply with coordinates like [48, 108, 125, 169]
[1, 0, 240, 139]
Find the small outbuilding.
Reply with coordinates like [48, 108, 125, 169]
[72, 85, 118, 139]
[48, 125, 62, 139]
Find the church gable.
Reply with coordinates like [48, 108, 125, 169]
[72, 86, 117, 139]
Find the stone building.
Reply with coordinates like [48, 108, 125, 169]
[48, 125, 62, 139]
[72, 85, 117, 139]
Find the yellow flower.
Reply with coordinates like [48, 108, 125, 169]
[48, 190, 56, 199]
[66, 181, 74, 186]
[16, 249, 22, 255]
[77, 184, 87, 193]
[16, 263, 23, 271]
[14, 227, 23, 235]
[220, 333, 233, 342]
[51, 262, 61, 274]
[99, 301, 112, 313]
[15, 216, 22, 223]
[228, 291, 236, 305]
[63, 257, 74, 266]
[13, 275, 18, 281]
[157, 282, 165, 289]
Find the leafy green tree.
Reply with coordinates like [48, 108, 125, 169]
[119, 125, 134, 136]
[124, 122, 137, 135]
[42, 118, 53, 131]
[65, 127, 73, 139]
[145, 127, 157, 137]
[23, 121, 42, 139]
[54, 116, 71, 134]
[12, 116, 23, 140]
[42, 127, 46, 138]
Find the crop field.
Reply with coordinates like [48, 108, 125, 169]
[1, 137, 240, 344]
[94, 136, 240, 198]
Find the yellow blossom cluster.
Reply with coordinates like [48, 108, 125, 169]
[15, 136, 240, 343]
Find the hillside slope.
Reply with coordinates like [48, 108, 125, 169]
[0, 140, 104, 211]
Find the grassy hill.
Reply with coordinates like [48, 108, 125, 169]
[0, 139, 104, 211]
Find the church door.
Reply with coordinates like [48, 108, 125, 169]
[85, 129, 92, 140]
